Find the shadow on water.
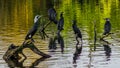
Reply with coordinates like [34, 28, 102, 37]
[4, 56, 48, 68]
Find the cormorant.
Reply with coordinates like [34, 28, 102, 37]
[25, 15, 42, 42]
[57, 12, 64, 32]
[48, 8, 58, 24]
[72, 20, 82, 44]
[103, 18, 111, 35]
[39, 8, 58, 39]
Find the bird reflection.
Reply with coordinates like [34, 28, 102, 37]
[72, 20, 83, 65]
[100, 37, 112, 61]
[73, 44, 82, 64]
[4, 57, 48, 68]
[48, 32, 64, 53]
[48, 37, 57, 51]
[29, 57, 48, 68]
[103, 44, 111, 61]
[57, 32, 64, 53]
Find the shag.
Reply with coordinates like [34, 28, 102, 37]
[72, 20, 82, 44]
[25, 15, 42, 42]
[48, 8, 58, 24]
[103, 18, 111, 35]
[57, 12, 64, 32]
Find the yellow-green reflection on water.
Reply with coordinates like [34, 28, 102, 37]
[0, 0, 120, 68]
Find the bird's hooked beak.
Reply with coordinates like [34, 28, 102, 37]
[35, 15, 42, 19]
[38, 15, 42, 19]
[34, 15, 42, 23]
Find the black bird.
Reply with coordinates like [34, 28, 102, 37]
[72, 20, 82, 44]
[57, 12, 64, 32]
[39, 8, 57, 38]
[48, 8, 58, 24]
[25, 15, 41, 42]
[103, 18, 111, 35]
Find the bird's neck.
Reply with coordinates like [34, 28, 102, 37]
[34, 21, 39, 28]
[34, 18, 38, 23]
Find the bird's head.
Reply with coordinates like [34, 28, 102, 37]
[60, 12, 63, 17]
[34, 15, 42, 23]
[104, 18, 110, 21]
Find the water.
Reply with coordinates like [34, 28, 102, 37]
[0, 0, 120, 68]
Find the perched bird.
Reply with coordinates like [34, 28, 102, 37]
[25, 15, 42, 42]
[48, 8, 58, 24]
[57, 12, 64, 32]
[72, 20, 82, 44]
[103, 18, 111, 35]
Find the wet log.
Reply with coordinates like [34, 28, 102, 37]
[3, 42, 51, 60]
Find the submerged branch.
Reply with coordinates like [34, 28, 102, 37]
[3, 42, 51, 61]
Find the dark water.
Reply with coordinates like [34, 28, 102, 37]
[0, 0, 120, 68]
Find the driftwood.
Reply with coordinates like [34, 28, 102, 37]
[3, 42, 51, 61]
[39, 21, 51, 40]
[4, 56, 48, 68]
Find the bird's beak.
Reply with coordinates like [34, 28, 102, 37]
[38, 15, 42, 19]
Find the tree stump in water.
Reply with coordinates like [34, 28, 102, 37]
[3, 42, 51, 60]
